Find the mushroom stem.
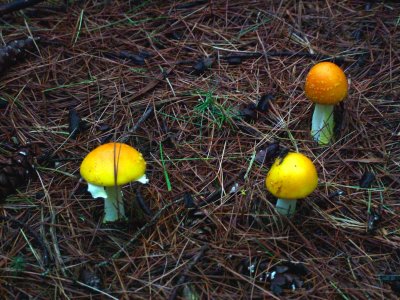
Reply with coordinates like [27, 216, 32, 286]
[103, 186, 126, 223]
[276, 198, 297, 216]
[311, 103, 334, 145]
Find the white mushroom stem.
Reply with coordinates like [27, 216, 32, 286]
[311, 103, 334, 145]
[87, 183, 125, 223]
[103, 186, 125, 223]
[86, 174, 149, 223]
[276, 198, 297, 216]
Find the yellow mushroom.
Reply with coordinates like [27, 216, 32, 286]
[265, 152, 318, 216]
[80, 142, 148, 223]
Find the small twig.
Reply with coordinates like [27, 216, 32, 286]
[120, 105, 154, 143]
[216, 49, 366, 63]
[172, 50, 364, 71]
[135, 186, 153, 216]
[130, 67, 174, 102]
[0, 0, 44, 15]
[168, 244, 209, 300]
[173, 50, 354, 67]
[132, 106, 154, 133]
[120, 67, 174, 141]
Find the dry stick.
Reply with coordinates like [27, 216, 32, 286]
[219, 50, 367, 62]
[219, 51, 334, 60]
[120, 67, 174, 142]
[0, 0, 44, 14]
[130, 67, 174, 102]
[173, 50, 363, 67]
[168, 244, 209, 300]
[171, 52, 351, 79]
[135, 187, 153, 216]
[127, 105, 154, 136]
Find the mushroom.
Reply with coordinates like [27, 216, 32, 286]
[305, 62, 348, 145]
[265, 152, 318, 216]
[80, 142, 148, 223]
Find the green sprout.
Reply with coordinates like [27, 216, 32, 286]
[193, 90, 234, 128]
[10, 255, 26, 275]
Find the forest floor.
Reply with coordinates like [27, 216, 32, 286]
[0, 1, 400, 299]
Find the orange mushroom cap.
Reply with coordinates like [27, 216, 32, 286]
[305, 62, 348, 105]
[80, 143, 147, 187]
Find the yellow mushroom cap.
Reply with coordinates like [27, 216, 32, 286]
[80, 143, 147, 187]
[265, 152, 318, 200]
[305, 62, 348, 105]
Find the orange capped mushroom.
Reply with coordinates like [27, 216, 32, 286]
[304, 62, 348, 145]
[305, 62, 348, 105]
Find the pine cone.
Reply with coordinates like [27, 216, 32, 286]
[0, 37, 36, 74]
[0, 148, 34, 203]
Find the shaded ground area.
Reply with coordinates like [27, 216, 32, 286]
[0, 1, 399, 299]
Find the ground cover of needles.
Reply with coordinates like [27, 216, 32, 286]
[0, 1, 399, 299]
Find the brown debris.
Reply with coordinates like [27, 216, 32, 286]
[0, 147, 34, 202]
